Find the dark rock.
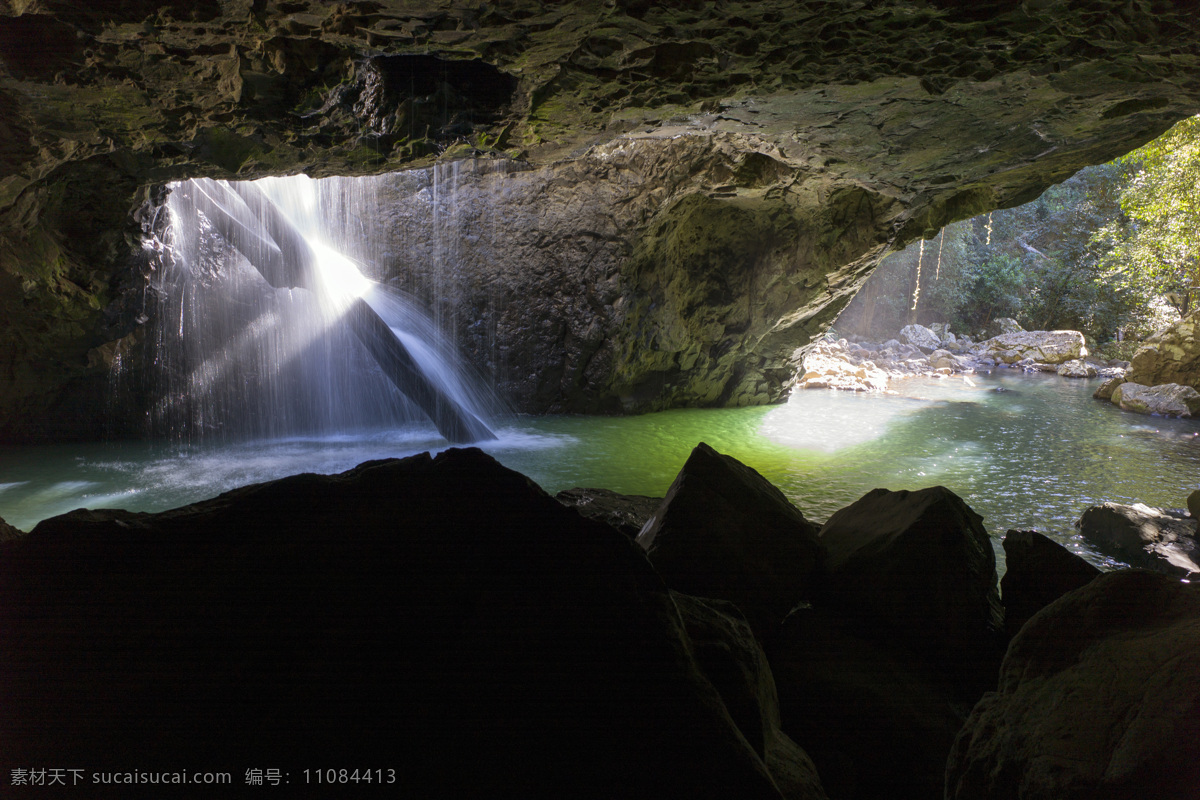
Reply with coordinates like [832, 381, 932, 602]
[555, 487, 662, 538]
[1000, 529, 1101, 638]
[0, 448, 785, 797]
[1190, 489, 1200, 520]
[770, 604, 967, 800]
[1077, 501, 1200, 577]
[0, 515, 21, 541]
[675, 593, 828, 800]
[637, 442, 824, 644]
[817, 486, 1005, 698]
[947, 570, 1200, 800]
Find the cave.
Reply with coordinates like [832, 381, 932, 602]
[3, 2, 1200, 798]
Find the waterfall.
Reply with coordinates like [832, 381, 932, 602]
[143, 172, 499, 445]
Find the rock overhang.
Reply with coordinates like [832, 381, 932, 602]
[2, 0, 1200, 437]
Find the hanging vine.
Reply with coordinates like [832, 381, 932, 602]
[935, 228, 944, 279]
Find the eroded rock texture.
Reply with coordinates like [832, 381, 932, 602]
[2, 1, 1200, 437]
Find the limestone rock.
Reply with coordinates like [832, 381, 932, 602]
[1, 448, 785, 796]
[1093, 375, 1125, 400]
[1125, 308, 1200, 391]
[1077, 501, 1200, 577]
[1000, 529, 1101, 638]
[555, 487, 662, 539]
[675, 594, 828, 800]
[947, 570, 1200, 800]
[817, 486, 1005, 697]
[1112, 381, 1200, 417]
[771, 605, 966, 800]
[976, 330, 1086, 364]
[637, 442, 824, 643]
[1056, 358, 1097, 378]
[900, 323, 940, 351]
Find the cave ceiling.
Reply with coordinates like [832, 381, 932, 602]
[2, 0, 1200, 437]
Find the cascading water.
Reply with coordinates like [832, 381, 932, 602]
[143, 171, 500, 445]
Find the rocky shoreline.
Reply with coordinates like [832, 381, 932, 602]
[3, 445, 1197, 798]
[794, 320, 1124, 394]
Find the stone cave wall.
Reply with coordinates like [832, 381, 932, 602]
[3, 0, 1200, 439]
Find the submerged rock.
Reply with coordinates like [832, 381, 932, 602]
[1111, 381, 1200, 417]
[947, 570, 1200, 800]
[817, 486, 1005, 698]
[1076, 501, 1200, 577]
[1000, 530, 1101, 638]
[637, 442, 824, 643]
[675, 594, 828, 800]
[1, 448, 787, 797]
[555, 487, 662, 538]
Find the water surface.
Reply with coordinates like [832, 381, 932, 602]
[3, 371, 1197, 573]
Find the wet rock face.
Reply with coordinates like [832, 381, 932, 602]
[3, 1, 1200, 437]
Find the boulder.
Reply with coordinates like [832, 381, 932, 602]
[1093, 375, 1125, 400]
[771, 605, 968, 800]
[1190, 489, 1200, 520]
[1124, 307, 1200, 391]
[928, 348, 957, 370]
[947, 570, 1200, 800]
[1056, 358, 1097, 378]
[555, 487, 662, 538]
[989, 317, 1025, 336]
[1112, 381, 1200, 417]
[0, 448, 786, 797]
[1000, 530, 1101, 639]
[796, 341, 889, 392]
[900, 324, 941, 350]
[817, 486, 1005, 697]
[977, 330, 1086, 364]
[637, 443, 824, 643]
[675, 594, 829, 800]
[1076, 502, 1200, 577]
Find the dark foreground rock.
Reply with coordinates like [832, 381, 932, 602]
[0, 515, 20, 540]
[554, 486, 662, 538]
[817, 486, 1005, 698]
[0, 448, 794, 798]
[1077, 501, 1200, 577]
[771, 604, 968, 800]
[675, 594, 828, 800]
[947, 570, 1200, 800]
[1001, 530, 1102, 638]
[637, 442, 824, 644]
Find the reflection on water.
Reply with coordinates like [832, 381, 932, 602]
[2, 372, 1197, 574]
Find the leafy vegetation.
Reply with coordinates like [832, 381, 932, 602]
[839, 114, 1200, 346]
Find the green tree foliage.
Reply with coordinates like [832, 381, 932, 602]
[1098, 114, 1200, 317]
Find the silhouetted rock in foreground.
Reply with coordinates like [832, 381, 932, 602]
[0, 448, 791, 798]
[637, 442, 824, 645]
[1000, 529, 1102, 638]
[554, 486, 662, 538]
[947, 570, 1200, 800]
[817, 486, 1005, 699]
